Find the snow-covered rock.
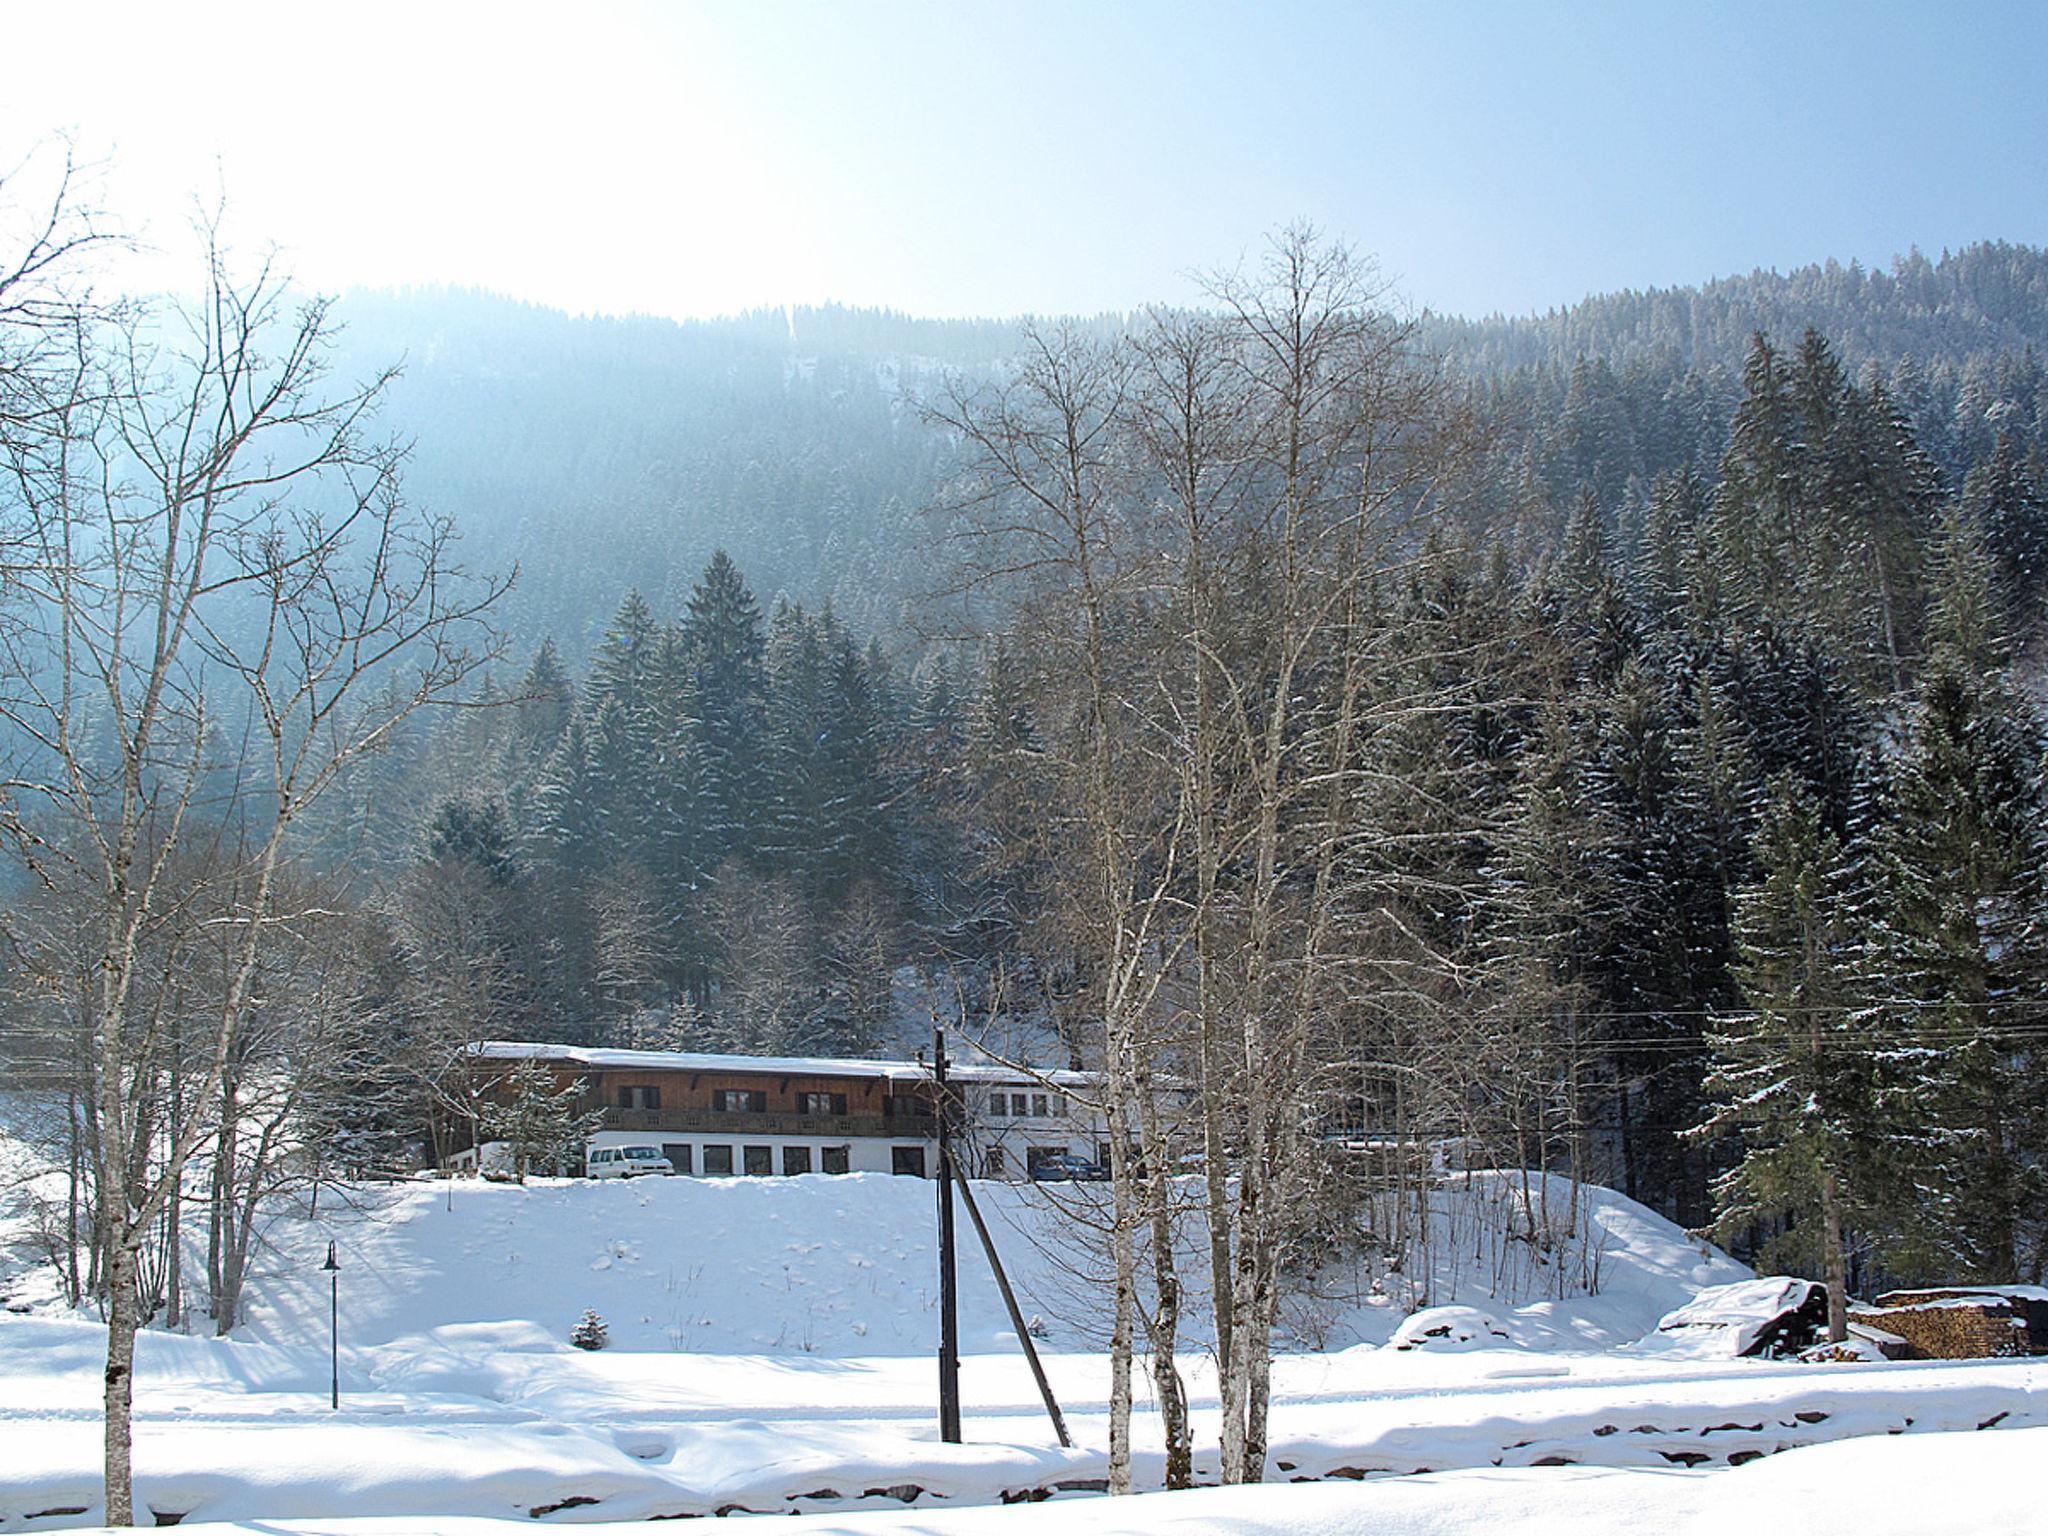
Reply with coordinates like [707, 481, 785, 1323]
[1389, 1306, 1518, 1352]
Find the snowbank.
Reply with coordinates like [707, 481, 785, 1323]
[47, 1425, 2048, 1536]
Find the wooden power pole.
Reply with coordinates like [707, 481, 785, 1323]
[933, 1027, 962, 1443]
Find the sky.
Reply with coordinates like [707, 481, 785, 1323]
[6, 0, 2045, 324]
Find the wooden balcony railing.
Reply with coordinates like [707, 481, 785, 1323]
[595, 1106, 915, 1139]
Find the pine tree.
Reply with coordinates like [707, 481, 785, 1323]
[1482, 700, 1625, 1176]
[588, 590, 660, 714]
[681, 551, 768, 869]
[1637, 467, 1708, 632]
[644, 625, 710, 982]
[583, 694, 653, 872]
[760, 601, 833, 888]
[515, 638, 575, 757]
[482, 1060, 604, 1181]
[1709, 333, 1801, 626]
[1699, 773, 1877, 1340]
[1965, 431, 2048, 628]
[425, 797, 518, 886]
[529, 710, 599, 874]
[1871, 508, 2048, 1282]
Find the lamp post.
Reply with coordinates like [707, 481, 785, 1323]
[322, 1240, 340, 1411]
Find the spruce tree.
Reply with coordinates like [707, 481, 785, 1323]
[426, 797, 518, 886]
[1699, 773, 1876, 1340]
[681, 551, 768, 869]
[1965, 430, 2048, 628]
[1709, 334, 1801, 626]
[482, 1060, 604, 1181]
[1871, 508, 2048, 1282]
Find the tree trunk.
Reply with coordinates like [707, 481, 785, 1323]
[1105, 1095, 1137, 1496]
[1138, 1080, 1190, 1488]
[1821, 1167, 1848, 1344]
[103, 1236, 138, 1527]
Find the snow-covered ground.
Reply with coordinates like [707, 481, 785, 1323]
[2, 1144, 2042, 1533]
[88, 1427, 2048, 1536]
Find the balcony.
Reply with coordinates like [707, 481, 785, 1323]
[596, 1106, 913, 1139]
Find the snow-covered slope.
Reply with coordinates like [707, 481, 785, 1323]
[0, 1092, 69, 1313]
[3, 1166, 2042, 1532]
[208, 1168, 1742, 1358]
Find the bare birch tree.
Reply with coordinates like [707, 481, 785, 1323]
[0, 199, 506, 1524]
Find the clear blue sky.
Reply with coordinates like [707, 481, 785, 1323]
[7, 0, 2044, 321]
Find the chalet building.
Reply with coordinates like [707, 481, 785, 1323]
[447, 1041, 1108, 1180]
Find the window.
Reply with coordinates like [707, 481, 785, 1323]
[798, 1091, 848, 1116]
[884, 1095, 932, 1119]
[985, 1147, 1006, 1178]
[743, 1144, 773, 1176]
[617, 1085, 661, 1110]
[1011, 1092, 1030, 1118]
[703, 1145, 734, 1177]
[988, 1093, 1007, 1118]
[783, 1145, 812, 1176]
[662, 1143, 693, 1175]
[1031, 1094, 1048, 1118]
[821, 1145, 850, 1175]
[1048, 1094, 1065, 1118]
[715, 1089, 768, 1113]
[892, 1145, 928, 1177]
[1097, 1142, 1113, 1169]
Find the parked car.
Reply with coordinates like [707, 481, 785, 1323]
[1029, 1154, 1109, 1182]
[587, 1144, 676, 1179]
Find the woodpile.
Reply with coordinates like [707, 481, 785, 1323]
[1847, 1287, 2046, 1359]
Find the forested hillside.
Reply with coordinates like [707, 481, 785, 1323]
[298, 237, 2048, 1298]
[329, 242, 2048, 663]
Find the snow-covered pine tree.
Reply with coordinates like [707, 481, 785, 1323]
[587, 589, 660, 715]
[1708, 333, 1802, 629]
[481, 1060, 604, 1182]
[1965, 430, 2048, 629]
[681, 550, 769, 870]
[570, 1308, 609, 1350]
[1698, 771, 1877, 1341]
[760, 600, 834, 890]
[1869, 507, 2048, 1283]
[1635, 466, 1708, 632]
[513, 637, 575, 766]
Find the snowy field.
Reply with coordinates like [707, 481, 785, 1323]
[1, 1161, 2042, 1533]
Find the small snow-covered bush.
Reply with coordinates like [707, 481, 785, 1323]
[570, 1308, 610, 1350]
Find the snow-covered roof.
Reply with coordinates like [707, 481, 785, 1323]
[469, 1040, 1097, 1088]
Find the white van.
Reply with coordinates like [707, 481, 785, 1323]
[587, 1144, 675, 1179]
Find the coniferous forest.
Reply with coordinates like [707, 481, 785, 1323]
[291, 239, 2048, 1294]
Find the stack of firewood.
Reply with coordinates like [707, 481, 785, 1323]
[1847, 1289, 2033, 1359]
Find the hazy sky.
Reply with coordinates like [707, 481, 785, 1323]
[8, 0, 2045, 323]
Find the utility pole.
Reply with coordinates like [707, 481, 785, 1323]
[933, 1026, 962, 1443]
